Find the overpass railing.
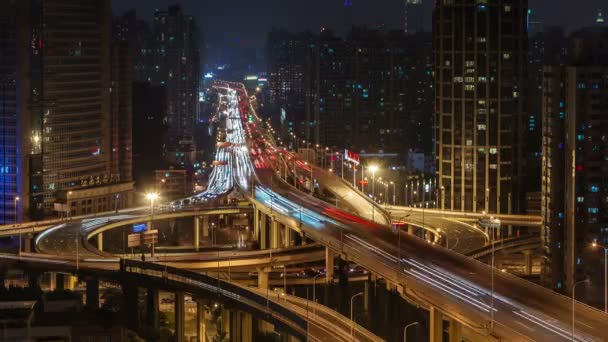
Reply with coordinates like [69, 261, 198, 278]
[466, 235, 541, 259]
[119, 259, 307, 335]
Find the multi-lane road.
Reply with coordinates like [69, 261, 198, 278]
[223, 82, 607, 341]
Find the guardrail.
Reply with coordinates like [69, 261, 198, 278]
[120, 259, 308, 338]
[466, 236, 541, 259]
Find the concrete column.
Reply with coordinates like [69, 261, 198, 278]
[260, 214, 268, 249]
[257, 268, 269, 289]
[256, 319, 274, 335]
[203, 215, 209, 237]
[175, 292, 185, 342]
[253, 209, 260, 241]
[523, 251, 532, 276]
[64, 275, 76, 290]
[325, 248, 335, 283]
[97, 232, 103, 252]
[429, 306, 443, 342]
[194, 217, 200, 251]
[407, 225, 414, 236]
[283, 226, 291, 247]
[196, 300, 205, 342]
[27, 271, 41, 292]
[300, 231, 306, 245]
[222, 307, 230, 338]
[23, 236, 32, 253]
[449, 319, 463, 342]
[363, 280, 370, 312]
[86, 278, 99, 310]
[270, 220, 280, 249]
[146, 288, 159, 329]
[48, 272, 56, 291]
[240, 312, 253, 342]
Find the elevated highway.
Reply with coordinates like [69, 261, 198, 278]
[0, 254, 380, 342]
[224, 81, 608, 341]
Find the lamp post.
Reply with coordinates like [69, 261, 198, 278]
[312, 272, 323, 313]
[440, 186, 445, 210]
[350, 292, 363, 339]
[369, 165, 378, 221]
[304, 162, 313, 194]
[592, 241, 607, 313]
[489, 217, 501, 330]
[485, 187, 490, 213]
[390, 181, 396, 206]
[14, 196, 20, 255]
[146, 192, 158, 257]
[403, 321, 419, 342]
[572, 279, 589, 339]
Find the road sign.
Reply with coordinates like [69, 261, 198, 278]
[127, 233, 142, 248]
[143, 229, 159, 245]
[133, 223, 147, 233]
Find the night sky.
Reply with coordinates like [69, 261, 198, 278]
[113, 0, 605, 55]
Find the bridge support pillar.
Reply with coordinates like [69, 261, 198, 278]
[260, 214, 267, 249]
[27, 271, 41, 293]
[196, 300, 205, 342]
[253, 209, 260, 241]
[23, 236, 32, 253]
[64, 275, 76, 290]
[146, 288, 159, 329]
[86, 277, 99, 310]
[194, 217, 200, 251]
[175, 292, 185, 342]
[429, 306, 443, 342]
[48, 272, 56, 291]
[202, 216, 209, 237]
[449, 319, 462, 342]
[97, 232, 103, 252]
[300, 231, 306, 245]
[55, 273, 65, 291]
[257, 267, 269, 289]
[230, 311, 252, 342]
[325, 248, 335, 283]
[523, 250, 532, 276]
[283, 226, 291, 247]
[270, 220, 280, 249]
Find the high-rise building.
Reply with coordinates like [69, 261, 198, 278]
[541, 28, 608, 306]
[267, 28, 434, 157]
[0, 0, 21, 224]
[151, 5, 201, 150]
[433, 0, 528, 213]
[0, 0, 134, 223]
[405, 0, 425, 34]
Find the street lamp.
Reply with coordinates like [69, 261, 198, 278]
[368, 165, 378, 221]
[403, 321, 419, 342]
[350, 292, 363, 339]
[304, 162, 313, 194]
[592, 241, 608, 313]
[572, 279, 590, 339]
[390, 181, 396, 206]
[312, 272, 323, 312]
[14, 196, 20, 255]
[440, 186, 445, 210]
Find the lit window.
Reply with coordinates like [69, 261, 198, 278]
[589, 208, 599, 214]
[489, 148, 497, 154]
[504, 5, 511, 12]
[577, 196, 584, 203]
[503, 53, 511, 60]
[590, 186, 599, 193]
[477, 124, 486, 131]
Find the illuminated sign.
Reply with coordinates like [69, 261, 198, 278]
[133, 223, 147, 233]
[344, 149, 360, 165]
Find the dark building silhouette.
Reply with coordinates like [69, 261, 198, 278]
[541, 28, 608, 307]
[267, 28, 434, 157]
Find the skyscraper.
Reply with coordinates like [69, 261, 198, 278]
[433, 0, 528, 213]
[541, 28, 608, 306]
[405, 0, 425, 34]
[151, 5, 201, 150]
[0, 0, 134, 222]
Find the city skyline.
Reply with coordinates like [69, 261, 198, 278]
[113, 0, 605, 51]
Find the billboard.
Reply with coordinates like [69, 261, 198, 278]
[344, 149, 360, 165]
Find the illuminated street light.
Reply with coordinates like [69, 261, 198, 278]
[14, 196, 20, 255]
[591, 241, 608, 313]
[368, 165, 378, 221]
